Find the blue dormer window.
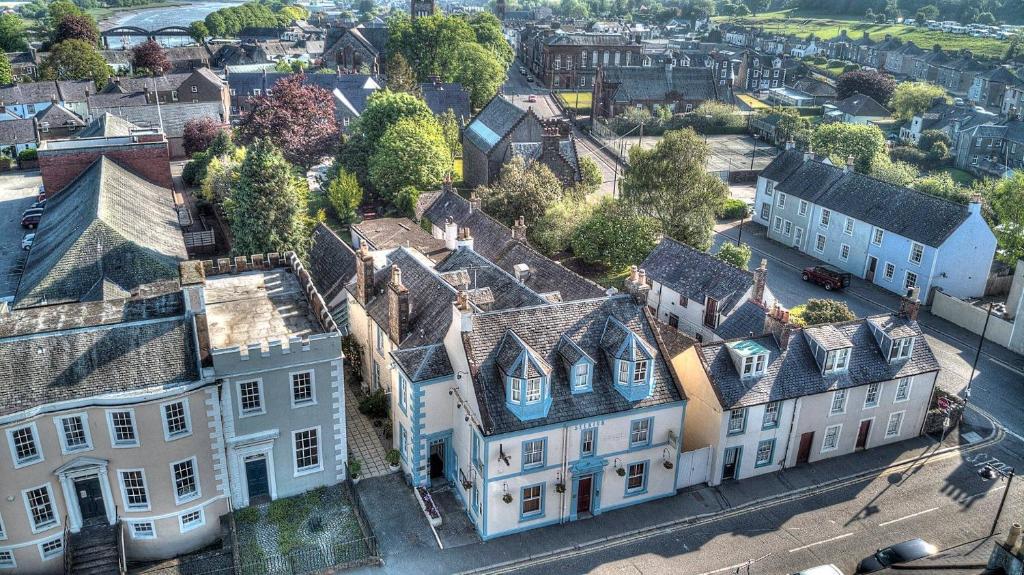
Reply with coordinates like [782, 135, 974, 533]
[573, 363, 591, 392]
[499, 331, 554, 422]
[525, 378, 542, 403]
[633, 360, 648, 383]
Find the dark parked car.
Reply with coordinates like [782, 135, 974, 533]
[30, 199, 46, 210]
[802, 265, 852, 291]
[21, 212, 41, 229]
[855, 539, 937, 573]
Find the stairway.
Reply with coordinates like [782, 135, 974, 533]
[69, 522, 121, 575]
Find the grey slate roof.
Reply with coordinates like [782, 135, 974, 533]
[698, 315, 938, 409]
[307, 223, 356, 305]
[35, 102, 85, 128]
[391, 344, 453, 382]
[834, 92, 889, 117]
[434, 248, 547, 311]
[0, 290, 199, 418]
[102, 73, 193, 94]
[759, 148, 804, 182]
[87, 101, 225, 139]
[464, 95, 528, 153]
[640, 237, 753, 314]
[545, 32, 634, 46]
[420, 81, 471, 122]
[716, 300, 768, 340]
[352, 217, 449, 261]
[601, 66, 718, 103]
[0, 118, 36, 145]
[0, 80, 91, 105]
[465, 296, 684, 436]
[15, 157, 186, 309]
[227, 72, 380, 116]
[421, 190, 607, 301]
[77, 113, 138, 138]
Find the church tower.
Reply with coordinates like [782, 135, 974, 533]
[494, 0, 506, 20]
[411, 0, 435, 19]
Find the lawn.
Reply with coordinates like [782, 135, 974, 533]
[937, 167, 977, 186]
[556, 91, 593, 111]
[735, 94, 770, 110]
[452, 158, 463, 185]
[716, 10, 1010, 60]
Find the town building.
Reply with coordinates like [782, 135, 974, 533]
[592, 64, 720, 118]
[952, 119, 1024, 178]
[33, 103, 87, 142]
[899, 101, 995, 145]
[968, 66, 1021, 111]
[519, 30, 643, 89]
[420, 79, 472, 124]
[322, 24, 389, 73]
[227, 71, 380, 130]
[0, 80, 92, 123]
[754, 148, 997, 299]
[734, 51, 787, 93]
[823, 92, 890, 125]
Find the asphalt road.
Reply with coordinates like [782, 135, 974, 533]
[0, 170, 41, 300]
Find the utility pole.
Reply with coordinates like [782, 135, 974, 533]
[963, 301, 994, 421]
[979, 464, 1015, 537]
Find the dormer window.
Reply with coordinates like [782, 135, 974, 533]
[574, 364, 590, 390]
[742, 354, 766, 376]
[633, 360, 648, 383]
[498, 331, 553, 422]
[601, 317, 656, 402]
[890, 337, 914, 361]
[525, 378, 542, 403]
[824, 347, 851, 373]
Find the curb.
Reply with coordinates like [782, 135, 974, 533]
[457, 417, 1001, 575]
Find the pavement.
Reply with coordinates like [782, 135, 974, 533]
[0, 169, 40, 300]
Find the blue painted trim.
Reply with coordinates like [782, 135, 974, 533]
[569, 455, 608, 475]
[623, 459, 650, 497]
[409, 384, 426, 485]
[423, 429, 455, 484]
[569, 467, 604, 521]
[521, 437, 547, 470]
[564, 440, 671, 471]
[754, 438, 776, 468]
[518, 482, 546, 522]
[723, 445, 743, 480]
[628, 417, 654, 450]
[506, 376, 553, 421]
[483, 402, 684, 441]
[398, 374, 408, 416]
[579, 427, 597, 458]
[761, 401, 780, 430]
[727, 408, 747, 436]
[398, 423, 409, 465]
[489, 461, 562, 482]
[569, 358, 594, 394]
[480, 516, 562, 541]
[599, 488, 675, 513]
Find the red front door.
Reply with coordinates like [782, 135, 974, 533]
[576, 476, 593, 515]
[856, 420, 871, 450]
[796, 432, 814, 465]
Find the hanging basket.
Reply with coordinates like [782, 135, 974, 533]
[616, 467, 626, 477]
[555, 483, 566, 493]
[502, 492, 513, 504]
[663, 460, 674, 470]
[461, 479, 473, 491]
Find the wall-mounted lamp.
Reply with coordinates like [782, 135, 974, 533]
[662, 447, 674, 470]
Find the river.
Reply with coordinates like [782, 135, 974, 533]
[102, 0, 244, 48]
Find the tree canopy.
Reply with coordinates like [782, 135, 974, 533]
[325, 168, 363, 224]
[716, 242, 752, 270]
[477, 156, 567, 227]
[810, 122, 886, 173]
[368, 115, 451, 201]
[836, 69, 897, 105]
[0, 52, 12, 86]
[452, 42, 506, 109]
[793, 299, 856, 326]
[40, 39, 110, 85]
[989, 172, 1024, 265]
[888, 82, 949, 121]
[132, 39, 172, 76]
[0, 14, 28, 52]
[340, 89, 435, 184]
[570, 198, 660, 271]
[183, 117, 226, 157]
[54, 13, 99, 45]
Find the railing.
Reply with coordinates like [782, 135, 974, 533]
[62, 515, 72, 575]
[116, 506, 127, 575]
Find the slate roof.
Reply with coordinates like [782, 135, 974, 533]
[227, 72, 380, 117]
[464, 95, 528, 153]
[102, 73, 193, 94]
[980, 66, 1020, 85]
[545, 32, 635, 46]
[0, 80, 91, 105]
[759, 148, 804, 182]
[352, 217, 449, 262]
[601, 66, 718, 103]
[77, 113, 138, 138]
[421, 190, 607, 301]
[465, 296, 684, 435]
[698, 315, 938, 409]
[420, 81, 471, 122]
[307, 222, 356, 305]
[87, 101, 225, 139]
[640, 237, 753, 314]
[804, 323, 854, 350]
[0, 290, 199, 418]
[716, 300, 769, 340]
[761, 152, 972, 247]
[0, 117, 36, 144]
[35, 102, 85, 128]
[790, 78, 836, 98]
[834, 92, 890, 117]
[434, 248, 547, 311]
[14, 157, 186, 309]
[391, 344, 453, 382]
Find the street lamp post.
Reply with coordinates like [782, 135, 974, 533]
[963, 301, 995, 422]
[979, 464, 1015, 537]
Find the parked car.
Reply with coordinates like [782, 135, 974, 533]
[30, 199, 46, 210]
[22, 207, 42, 219]
[527, 74, 534, 82]
[793, 566, 844, 575]
[855, 539, 937, 574]
[527, 94, 537, 102]
[21, 233, 34, 250]
[21, 212, 40, 229]
[801, 265, 852, 291]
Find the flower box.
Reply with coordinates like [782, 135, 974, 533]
[416, 486, 443, 528]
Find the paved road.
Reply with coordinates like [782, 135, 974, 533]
[0, 170, 41, 300]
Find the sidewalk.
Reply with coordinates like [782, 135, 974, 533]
[348, 410, 996, 575]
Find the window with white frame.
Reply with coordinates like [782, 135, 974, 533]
[777, 192, 786, 208]
[630, 418, 651, 446]
[376, 325, 384, 351]
[830, 389, 848, 414]
[24, 485, 57, 531]
[130, 521, 156, 539]
[525, 378, 542, 402]
[820, 208, 831, 228]
[773, 216, 783, 232]
[825, 347, 851, 373]
[633, 360, 648, 384]
[119, 470, 149, 511]
[798, 200, 807, 215]
[179, 509, 204, 532]
[0, 549, 12, 568]
[521, 485, 542, 516]
[894, 377, 912, 401]
[238, 380, 264, 416]
[57, 414, 91, 453]
[909, 242, 924, 264]
[162, 401, 191, 440]
[742, 353, 767, 376]
[617, 361, 629, 385]
[728, 408, 746, 434]
[904, 271, 918, 290]
[574, 363, 589, 390]
[766, 181, 774, 196]
[840, 244, 850, 261]
[890, 337, 914, 361]
[872, 228, 884, 245]
[626, 461, 647, 492]
[171, 458, 200, 504]
[107, 410, 138, 447]
[844, 217, 854, 235]
[783, 220, 792, 236]
[581, 428, 596, 456]
[755, 440, 774, 466]
[886, 412, 904, 437]
[762, 401, 780, 428]
[883, 262, 895, 281]
[815, 234, 826, 253]
[294, 428, 321, 474]
[523, 439, 545, 467]
[821, 424, 841, 452]
[39, 537, 62, 560]
[9, 424, 42, 466]
[510, 379, 522, 402]
[291, 371, 315, 406]
[864, 382, 881, 408]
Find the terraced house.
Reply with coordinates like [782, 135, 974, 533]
[754, 148, 996, 299]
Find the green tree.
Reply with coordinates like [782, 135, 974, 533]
[570, 198, 659, 271]
[476, 156, 565, 226]
[40, 39, 110, 85]
[468, 12, 513, 65]
[756, 107, 810, 143]
[326, 168, 363, 223]
[341, 89, 434, 183]
[452, 42, 506, 109]
[916, 5, 939, 21]
[368, 116, 450, 201]
[224, 139, 306, 256]
[45, 0, 83, 35]
[620, 128, 728, 251]
[989, 172, 1024, 265]
[579, 156, 602, 194]
[189, 21, 209, 44]
[0, 52, 12, 86]
[918, 129, 951, 152]
[871, 158, 918, 187]
[810, 122, 886, 173]
[888, 82, 949, 121]
[386, 52, 419, 93]
[200, 146, 245, 203]
[438, 108, 461, 160]
[793, 299, 856, 326]
[387, 13, 475, 81]
[0, 13, 28, 52]
[716, 242, 752, 269]
[913, 172, 970, 203]
[531, 198, 594, 256]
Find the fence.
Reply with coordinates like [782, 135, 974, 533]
[236, 537, 376, 575]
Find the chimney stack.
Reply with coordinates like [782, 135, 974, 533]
[455, 290, 473, 332]
[456, 226, 474, 250]
[898, 287, 921, 321]
[845, 155, 855, 172]
[803, 145, 814, 162]
[444, 217, 458, 250]
[752, 258, 768, 305]
[785, 139, 795, 151]
[763, 303, 795, 349]
[624, 265, 651, 304]
[469, 191, 481, 212]
[355, 243, 375, 305]
[511, 216, 527, 241]
[387, 265, 410, 344]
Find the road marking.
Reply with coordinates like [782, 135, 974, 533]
[695, 553, 773, 575]
[878, 506, 940, 527]
[787, 532, 853, 553]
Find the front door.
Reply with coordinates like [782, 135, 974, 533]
[796, 432, 815, 465]
[74, 477, 105, 523]
[722, 447, 740, 481]
[703, 298, 718, 329]
[576, 475, 593, 515]
[793, 226, 804, 248]
[429, 439, 446, 482]
[667, 313, 679, 329]
[856, 420, 871, 450]
[245, 456, 270, 504]
[865, 256, 878, 282]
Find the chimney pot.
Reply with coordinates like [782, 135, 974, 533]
[388, 264, 410, 343]
[355, 244, 375, 305]
[845, 154, 855, 171]
[898, 287, 921, 321]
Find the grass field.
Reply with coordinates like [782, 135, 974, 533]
[556, 92, 593, 111]
[716, 10, 1010, 60]
[937, 167, 977, 186]
[735, 94, 770, 110]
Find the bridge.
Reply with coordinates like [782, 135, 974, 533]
[100, 26, 193, 48]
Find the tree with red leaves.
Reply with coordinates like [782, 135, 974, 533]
[183, 116, 226, 157]
[131, 39, 172, 76]
[836, 69, 897, 106]
[54, 13, 99, 45]
[235, 73, 338, 168]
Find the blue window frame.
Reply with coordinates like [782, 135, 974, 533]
[754, 439, 775, 468]
[398, 375, 408, 415]
[522, 438, 546, 469]
[580, 428, 597, 457]
[519, 483, 545, 520]
[761, 401, 780, 430]
[624, 460, 649, 496]
[629, 418, 653, 448]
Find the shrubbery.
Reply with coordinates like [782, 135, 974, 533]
[717, 198, 749, 220]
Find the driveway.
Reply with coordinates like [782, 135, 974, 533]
[0, 170, 41, 300]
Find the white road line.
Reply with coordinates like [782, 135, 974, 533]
[787, 532, 854, 553]
[878, 506, 940, 527]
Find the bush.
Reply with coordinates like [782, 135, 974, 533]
[358, 389, 388, 418]
[716, 242, 752, 269]
[348, 458, 362, 479]
[386, 449, 401, 466]
[17, 148, 37, 160]
[234, 506, 259, 525]
[792, 299, 856, 326]
[843, 63, 861, 72]
[891, 145, 928, 167]
[717, 198, 748, 219]
[182, 152, 209, 186]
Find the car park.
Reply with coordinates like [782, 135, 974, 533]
[801, 265, 852, 291]
[855, 539, 937, 574]
[21, 233, 34, 250]
[21, 212, 41, 229]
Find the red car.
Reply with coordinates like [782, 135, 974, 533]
[527, 94, 537, 102]
[21, 212, 41, 228]
[801, 265, 852, 291]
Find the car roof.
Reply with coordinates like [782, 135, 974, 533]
[891, 538, 932, 556]
[793, 565, 844, 575]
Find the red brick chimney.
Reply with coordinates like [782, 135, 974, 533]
[763, 303, 795, 349]
[898, 287, 921, 321]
